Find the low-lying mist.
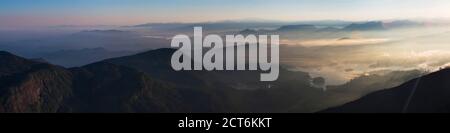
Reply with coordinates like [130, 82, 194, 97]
[280, 26, 450, 85]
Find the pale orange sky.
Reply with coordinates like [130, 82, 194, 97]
[1, 0, 450, 27]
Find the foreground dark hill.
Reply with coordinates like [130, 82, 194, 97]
[103, 48, 313, 89]
[67, 62, 186, 112]
[0, 49, 323, 112]
[0, 49, 333, 112]
[102, 48, 422, 112]
[323, 68, 450, 113]
[0, 51, 185, 112]
[0, 51, 72, 112]
[0, 49, 424, 113]
[102, 48, 328, 112]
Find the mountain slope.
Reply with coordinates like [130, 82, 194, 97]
[102, 48, 328, 112]
[323, 68, 450, 113]
[97, 48, 425, 112]
[0, 52, 73, 112]
[0, 50, 321, 113]
[343, 21, 385, 31]
[0, 51, 41, 76]
[103, 48, 314, 90]
[0, 49, 423, 113]
[0, 51, 185, 113]
[67, 62, 185, 112]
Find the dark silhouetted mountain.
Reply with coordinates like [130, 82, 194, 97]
[103, 48, 314, 90]
[80, 29, 129, 34]
[0, 50, 321, 113]
[277, 25, 317, 32]
[29, 58, 48, 63]
[317, 27, 341, 32]
[0, 51, 185, 112]
[0, 49, 423, 113]
[342, 20, 423, 31]
[103, 48, 207, 88]
[383, 20, 423, 29]
[0, 51, 41, 76]
[238, 29, 259, 35]
[104, 48, 414, 112]
[129, 20, 353, 32]
[0, 51, 73, 112]
[343, 21, 385, 31]
[130, 21, 285, 31]
[103, 48, 344, 112]
[0, 64, 73, 113]
[67, 62, 186, 112]
[253, 24, 349, 40]
[338, 37, 352, 40]
[322, 68, 450, 113]
[129, 23, 192, 30]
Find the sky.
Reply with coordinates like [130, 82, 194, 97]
[1, 0, 450, 28]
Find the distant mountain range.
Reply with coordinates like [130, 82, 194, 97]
[343, 21, 385, 31]
[277, 25, 318, 32]
[236, 20, 426, 34]
[128, 20, 353, 32]
[0, 51, 184, 112]
[127, 20, 429, 36]
[0, 29, 171, 67]
[40, 47, 136, 67]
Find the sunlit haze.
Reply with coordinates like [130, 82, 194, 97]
[1, 0, 450, 28]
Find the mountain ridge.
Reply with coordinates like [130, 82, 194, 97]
[0, 49, 431, 113]
[0, 50, 186, 112]
[322, 68, 450, 113]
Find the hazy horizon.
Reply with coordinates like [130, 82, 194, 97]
[2, 0, 450, 29]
